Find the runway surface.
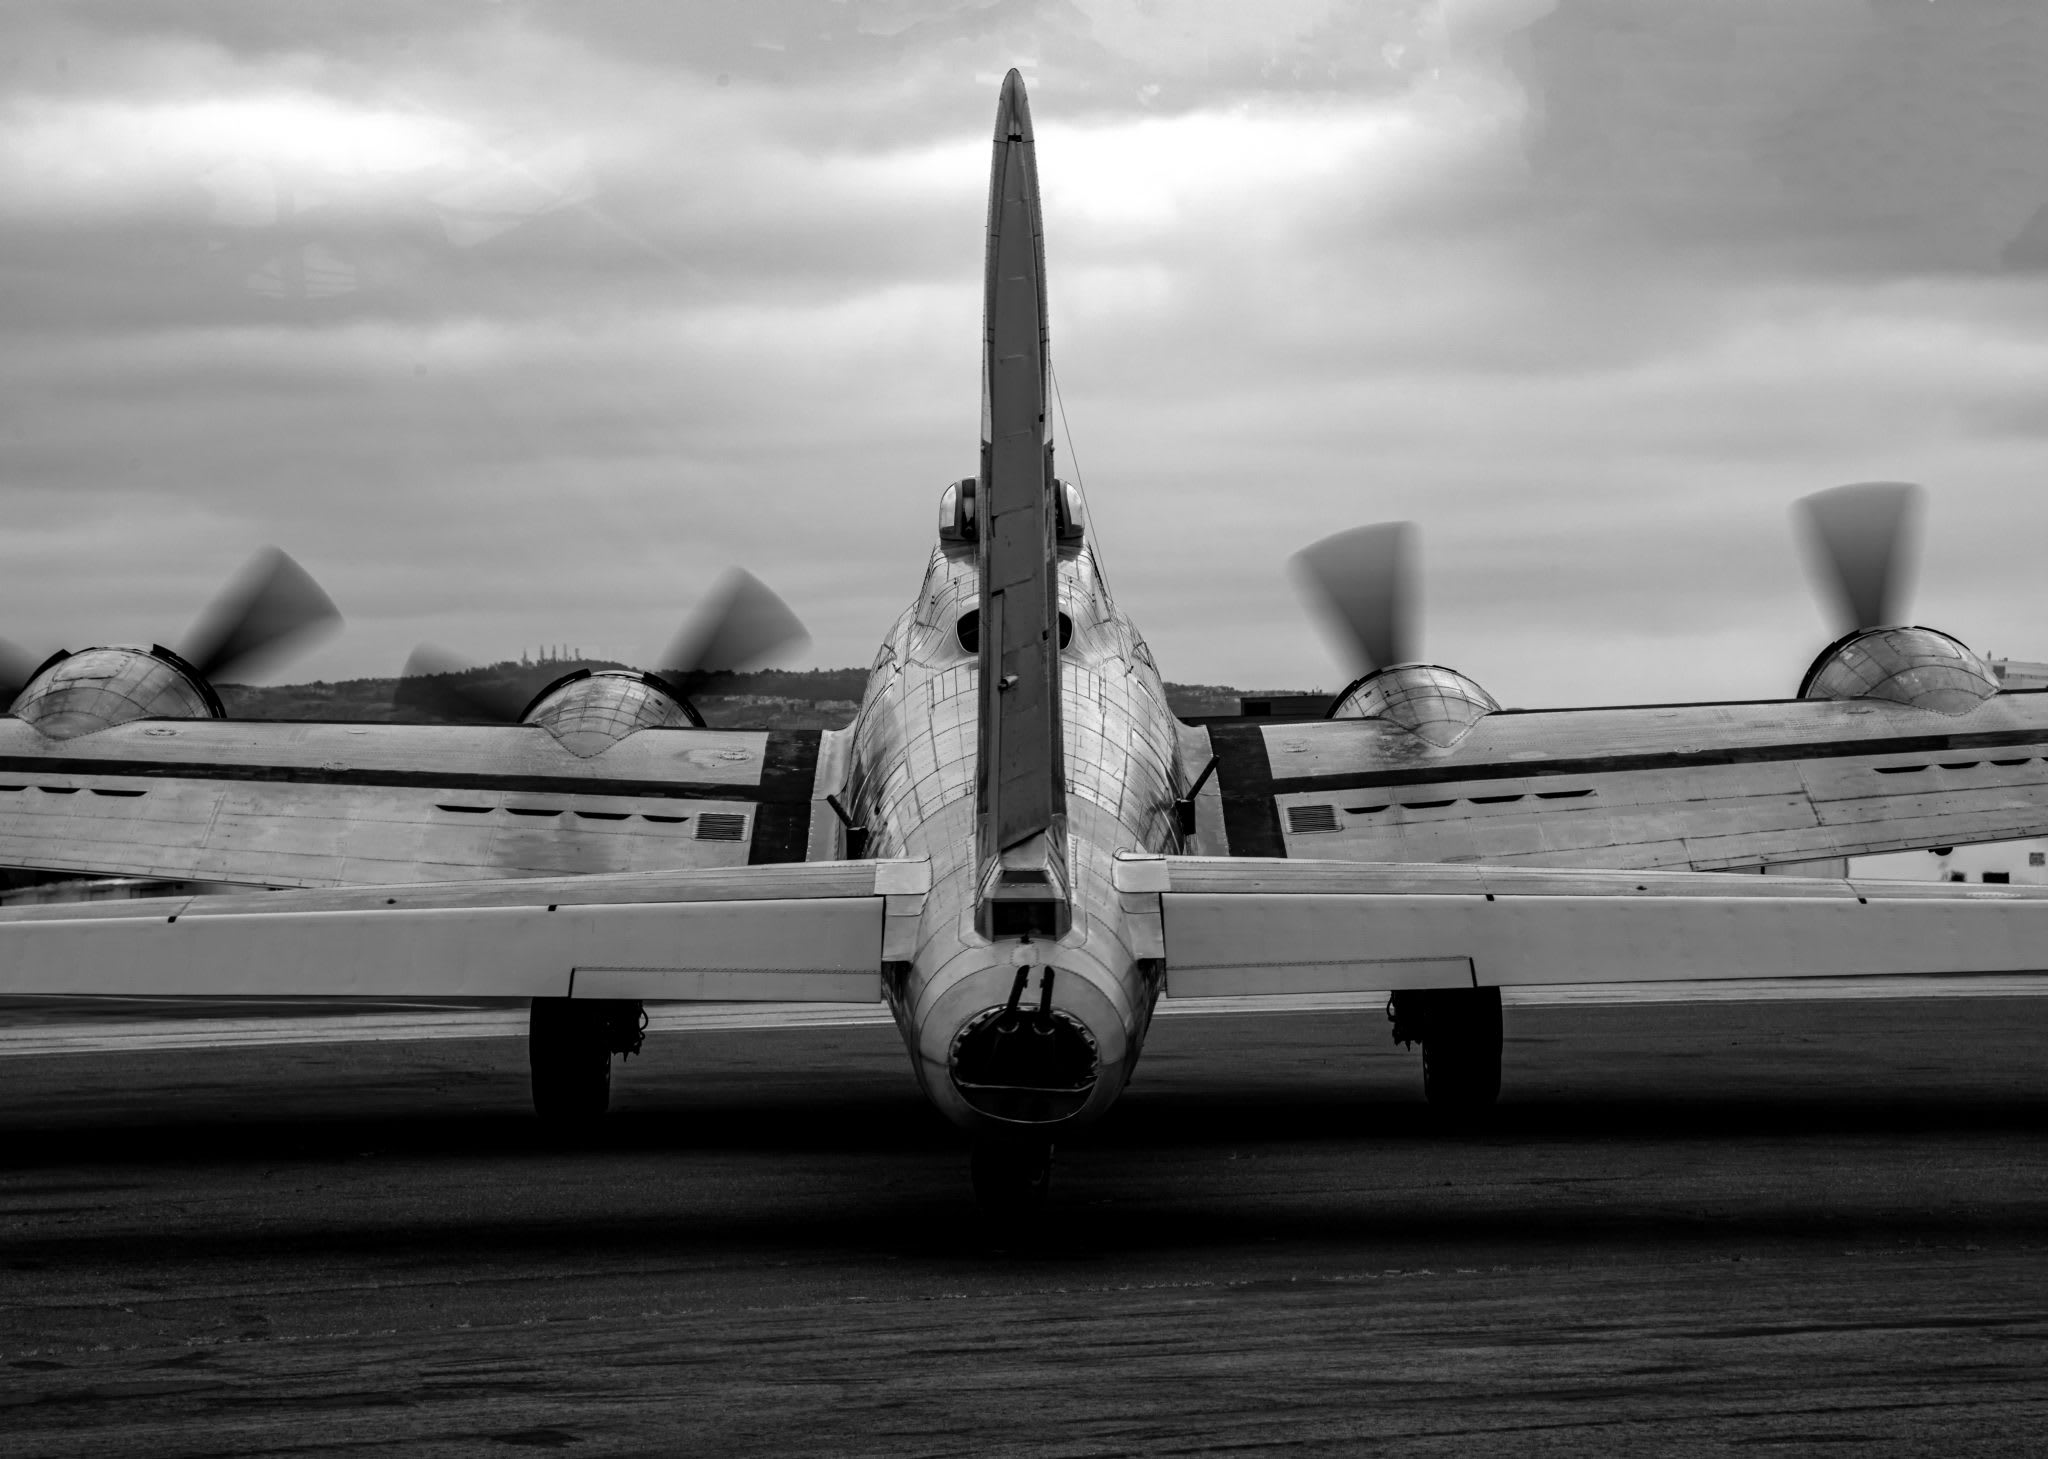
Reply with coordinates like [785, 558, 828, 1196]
[4, 999, 2048, 1455]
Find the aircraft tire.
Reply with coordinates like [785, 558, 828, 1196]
[528, 997, 612, 1121]
[1420, 987, 1503, 1111]
[970, 1132, 1054, 1216]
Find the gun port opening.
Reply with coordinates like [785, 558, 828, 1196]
[949, 1001, 1100, 1124]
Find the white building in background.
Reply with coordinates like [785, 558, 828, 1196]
[1851, 656, 2048, 886]
[1986, 656, 2048, 691]
[1856, 842, 2048, 886]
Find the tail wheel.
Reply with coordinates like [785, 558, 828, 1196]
[529, 997, 643, 1120]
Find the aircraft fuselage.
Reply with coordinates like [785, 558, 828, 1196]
[842, 536, 1185, 1131]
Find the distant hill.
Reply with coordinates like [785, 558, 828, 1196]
[218, 662, 1290, 728]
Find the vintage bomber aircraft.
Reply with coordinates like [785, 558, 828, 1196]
[6, 73, 2048, 1208]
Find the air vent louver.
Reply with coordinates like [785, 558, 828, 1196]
[1287, 804, 1340, 834]
[696, 812, 748, 842]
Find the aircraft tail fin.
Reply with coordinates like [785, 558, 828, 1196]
[975, 70, 1069, 939]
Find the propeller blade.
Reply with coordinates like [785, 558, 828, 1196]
[656, 569, 810, 697]
[392, 644, 532, 723]
[1290, 522, 1417, 676]
[1795, 482, 1921, 635]
[0, 638, 40, 711]
[179, 547, 342, 684]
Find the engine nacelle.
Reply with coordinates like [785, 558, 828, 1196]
[520, 669, 701, 758]
[1329, 664, 1500, 747]
[8, 646, 222, 739]
[1798, 626, 1999, 715]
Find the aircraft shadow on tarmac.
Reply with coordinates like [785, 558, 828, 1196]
[5, 1087, 2047, 1265]
[6, 1079, 2048, 1164]
[6, 1003, 2045, 1260]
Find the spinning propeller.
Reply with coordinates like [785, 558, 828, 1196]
[179, 547, 344, 684]
[1794, 481, 1923, 637]
[0, 547, 340, 707]
[1291, 482, 1930, 681]
[395, 568, 810, 723]
[1290, 521, 1419, 678]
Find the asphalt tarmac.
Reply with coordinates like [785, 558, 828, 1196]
[4, 999, 2047, 1456]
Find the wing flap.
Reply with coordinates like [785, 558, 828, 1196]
[0, 859, 930, 1001]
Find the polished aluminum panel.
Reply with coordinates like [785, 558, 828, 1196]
[838, 528, 1184, 1127]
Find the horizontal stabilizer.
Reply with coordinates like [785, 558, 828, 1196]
[1111, 854, 2048, 999]
[0, 859, 930, 1001]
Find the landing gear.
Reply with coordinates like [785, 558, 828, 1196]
[970, 1131, 1054, 1217]
[1389, 987, 1502, 1112]
[529, 997, 646, 1121]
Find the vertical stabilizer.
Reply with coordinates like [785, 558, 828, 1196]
[975, 70, 1068, 938]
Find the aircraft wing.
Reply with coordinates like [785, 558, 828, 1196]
[1191, 691, 2048, 870]
[0, 718, 845, 888]
[0, 858, 929, 1000]
[1110, 854, 2048, 999]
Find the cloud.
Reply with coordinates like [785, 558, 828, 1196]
[1, 0, 2047, 713]
[1510, 0, 2048, 273]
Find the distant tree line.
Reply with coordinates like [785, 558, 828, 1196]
[217, 662, 1288, 728]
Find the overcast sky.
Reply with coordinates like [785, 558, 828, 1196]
[5, 1, 2048, 706]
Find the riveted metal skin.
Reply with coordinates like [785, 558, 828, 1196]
[9, 646, 222, 740]
[822, 70, 1193, 1133]
[1329, 664, 1501, 748]
[1799, 626, 2002, 715]
[840, 531, 1183, 1131]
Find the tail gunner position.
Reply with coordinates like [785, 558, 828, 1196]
[837, 72, 1184, 1206]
